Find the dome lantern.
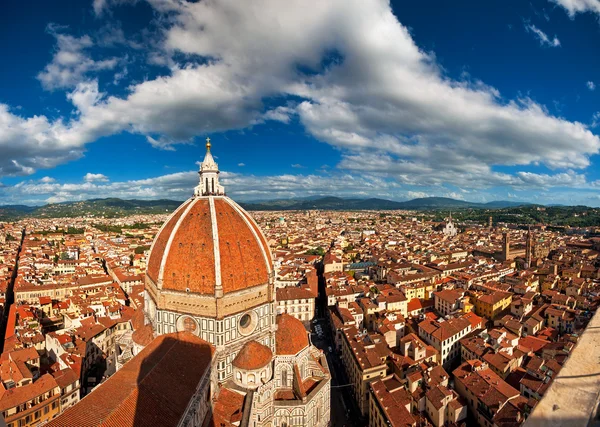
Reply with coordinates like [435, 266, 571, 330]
[194, 137, 225, 197]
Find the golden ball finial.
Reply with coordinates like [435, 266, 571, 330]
[206, 137, 211, 151]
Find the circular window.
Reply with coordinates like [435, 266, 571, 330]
[238, 311, 258, 336]
[183, 317, 197, 333]
[176, 315, 198, 335]
[240, 314, 251, 328]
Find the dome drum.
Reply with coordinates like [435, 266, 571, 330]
[232, 340, 274, 389]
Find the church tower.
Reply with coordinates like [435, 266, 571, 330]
[525, 227, 533, 268]
[502, 232, 510, 261]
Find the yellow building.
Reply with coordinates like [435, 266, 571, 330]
[463, 298, 474, 313]
[341, 326, 388, 416]
[1, 374, 61, 427]
[474, 291, 512, 320]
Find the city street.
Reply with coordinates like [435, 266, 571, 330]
[313, 268, 364, 427]
[311, 323, 362, 427]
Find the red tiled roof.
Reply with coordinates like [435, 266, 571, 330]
[210, 387, 246, 426]
[276, 314, 309, 355]
[48, 332, 214, 427]
[147, 199, 192, 283]
[232, 341, 272, 370]
[0, 374, 59, 412]
[51, 367, 79, 389]
[147, 197, 272, 295]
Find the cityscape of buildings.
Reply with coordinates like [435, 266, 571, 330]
[0, 141, 597, 426]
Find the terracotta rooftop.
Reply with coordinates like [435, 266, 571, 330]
[276, 314, 309, 355]
[48, 332, 214, 427]
[232, 340, 273, 371]
[210, 387, 246, 427]
[147, 196, 272, 295]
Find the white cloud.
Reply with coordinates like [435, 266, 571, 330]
[37, 24, 119, 90]
[93, 0, 139, 17]
[262, 106, 295, 124]
[83, 173, 109, 183]
[406, 191, 431, 199]
[73, 0, 597, 180]
[591, 112, 600, 128]
[525, 24, 561, 47]
[0, 0, 598, 198]
[238, 163, 245, 167]
[1, 170, 400, 205]
[587, 81, 596, 91]
[0, 104, 82, 176]
[550, 0, 600, 17]
[40, 177, 56, 183]
[2, 168, 598, 206]
[146, 136, 177, 151]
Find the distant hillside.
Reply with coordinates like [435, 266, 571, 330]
[240, 196, 532, 211]
[0, 196, 538, 220]
[0, 198, 182, 220]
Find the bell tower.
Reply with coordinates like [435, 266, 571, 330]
[525, 227, 533, 268]
[502, 232, 510, 261]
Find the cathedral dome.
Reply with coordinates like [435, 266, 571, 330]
[276, 314, 309, 356]
[146, 138, 273, 297]
[146, 196, 272, 295]
[232, 341, 273, 371]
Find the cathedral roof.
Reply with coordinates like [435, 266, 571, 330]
[276, 314, 309, 356]
[147, 196, 272, 295]
[48, 332, 214, 427]
[146, 141, 273, 297]
[232, 340, 273, 371]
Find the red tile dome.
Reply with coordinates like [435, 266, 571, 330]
[146, 195, 273, 295]
[232, 340, 273, 370]
[276, 314, 309, 355]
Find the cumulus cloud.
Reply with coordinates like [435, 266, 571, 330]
[1, 0, 599, 199]
[587, 81, 596, 91]
[525, 24, 561, 47]
[262, 106, 295, 124]
[83, 173, 109, 182]
[406, 191, 431, 199]
[5, 171, 196, 205]
[78, 0, 598, 179]
[0, 104, 83, 176]
[37, 24, 119, 90]
[550, 0, 600, 17]
[1, 167, 598, 206]
[0, 170, 401, 205]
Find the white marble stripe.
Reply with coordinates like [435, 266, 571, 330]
[158, 197, 198, 289]
[147, 197, 193, 277]
[209, 196, 222, 291]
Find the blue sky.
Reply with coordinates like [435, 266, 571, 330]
[1, 0, 600, 205]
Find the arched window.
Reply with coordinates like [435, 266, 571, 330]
[205, 178, 209, 193]
[248, 373, 255, 384]
[211, 178, 215, 193]
[282, 368, 288, 387]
